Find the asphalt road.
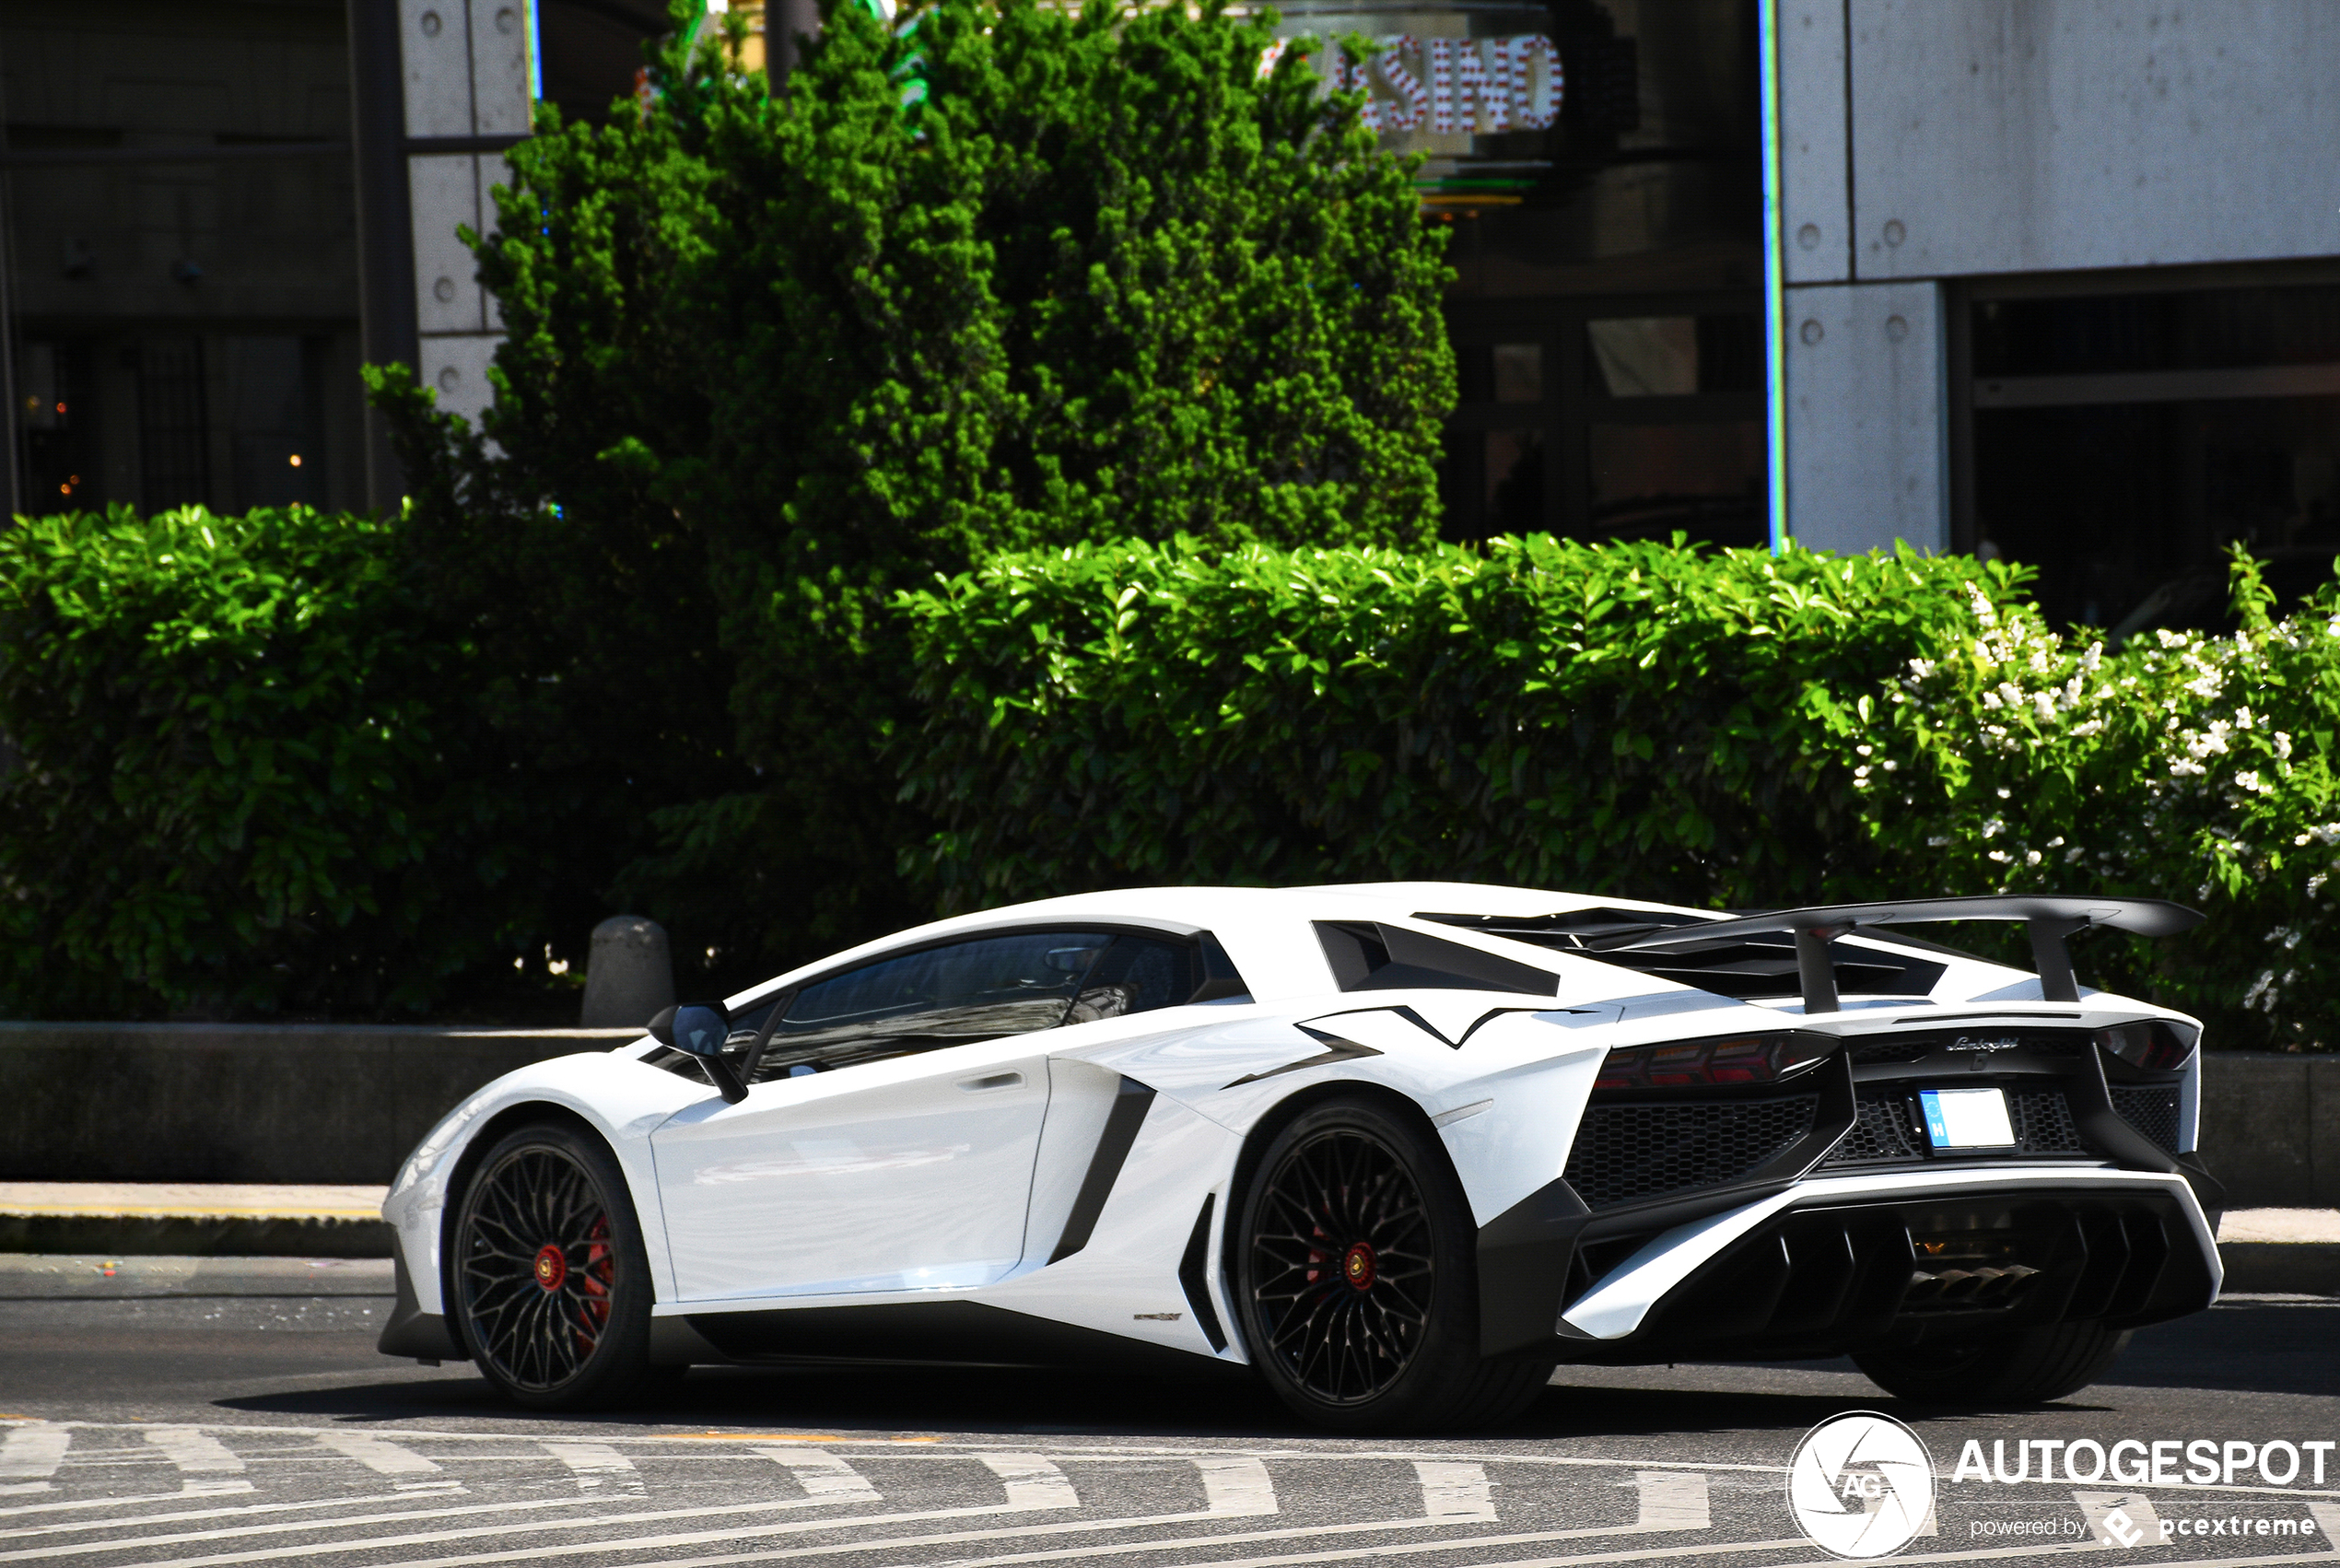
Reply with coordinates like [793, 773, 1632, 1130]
[2, 1267, 2336, 1568]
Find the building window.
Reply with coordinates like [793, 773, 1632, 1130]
[1964, 281, 2340, 633]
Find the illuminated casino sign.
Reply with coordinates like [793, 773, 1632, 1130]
[1260, 33, 1561, 135]
[1258, 3, 1565, 211]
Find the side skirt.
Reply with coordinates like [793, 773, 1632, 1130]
[684, 1298, 1246, 1378]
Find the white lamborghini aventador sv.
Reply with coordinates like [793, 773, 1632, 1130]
[379, 883, 2222, 1432]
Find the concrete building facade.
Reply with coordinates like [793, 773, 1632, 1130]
[1775, 0, 2340, 627]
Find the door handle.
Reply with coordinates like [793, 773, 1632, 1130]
[959, 1071, 1024, 1093]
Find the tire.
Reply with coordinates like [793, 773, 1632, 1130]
[1854, 1321, 2132, 1406]
[449, 1120, 661, 1410]
[1232, 1095, 1554, 1433]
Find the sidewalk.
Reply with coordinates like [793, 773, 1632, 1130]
[1, 1184, 2333, 1294]
[2213, 1207, 2340, 1295]
[0, 1182, 391, 1258]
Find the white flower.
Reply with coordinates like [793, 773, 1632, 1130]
[1987, 849, 2011, 863]
[1983, 819, 2007, 838]
[2024, 849, 2042, 866]
[2276, 732, 2294, 759]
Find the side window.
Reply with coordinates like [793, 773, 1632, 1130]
[1065, 936, 1199, 1024]
[754, 930, 1117, 1080]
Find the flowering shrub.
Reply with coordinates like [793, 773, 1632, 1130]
[900, 540, 2340, 1050]
[1851, 553, 2340, 1048]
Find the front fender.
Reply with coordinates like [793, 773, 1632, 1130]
[380, 1045, 711, 1316]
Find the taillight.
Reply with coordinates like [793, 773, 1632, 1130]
[2095, 1020, 2197, 1072]
[1594, 1033, 1834, 1092]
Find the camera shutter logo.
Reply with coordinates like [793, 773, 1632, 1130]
[1786, 1411, 1936, 1559]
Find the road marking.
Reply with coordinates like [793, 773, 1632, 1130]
[1438, 1540, 1812, 1568]
[116, 1500, 1029, 1568]
[1198, 1457, 1278, 1516]
[539, 1515, 1456, 1568]
[543, 1442, 643, 1495]
[753, 1449, 878, 1504]
[315, 1435, 444, 1483]
[1414, 1463, 1495, 1523]
[2075, 1489, 2162, 1547]
[0, 1490, 484, 1544]
[0, 1427, 65, 1485]
[1632, 1471, 1709, 1530]
[0, 1494, 609, 1562]
[977, 1455, 1079, 1511]
[145, 1431, 243, 1475]
[0, 1484, 253, 1520]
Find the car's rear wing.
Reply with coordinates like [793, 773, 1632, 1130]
[1598, 895, 2203, 1012]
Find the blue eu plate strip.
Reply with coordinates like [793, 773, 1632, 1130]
[1920, 1090, 1952, 1149]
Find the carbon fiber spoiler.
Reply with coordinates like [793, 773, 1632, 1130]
[1601, 895, 2203, 1012]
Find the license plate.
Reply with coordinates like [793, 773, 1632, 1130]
[1920, 1087, 2016, 1149]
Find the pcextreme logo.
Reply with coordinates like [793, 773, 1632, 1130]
[1787, 1411, 1937, 1560]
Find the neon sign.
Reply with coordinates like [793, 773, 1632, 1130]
[1261, 34, 1562, 135]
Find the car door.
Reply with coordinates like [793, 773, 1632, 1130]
[649, 929, 1119, 1303]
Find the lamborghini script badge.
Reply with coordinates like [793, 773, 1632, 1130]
[1947, 1036, 2020, 1052]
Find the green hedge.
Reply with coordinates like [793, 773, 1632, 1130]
[896, 537, 2340, 1048]
[0, 506, 532, 1016]
[9, 508, 2334, 1046]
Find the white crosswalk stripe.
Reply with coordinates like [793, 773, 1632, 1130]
[753, 1449, 878, 1504]
[1632, 1469, 1710, 1529]
[1414, 1462, 1495, 1523]
[976, 1455, 1079, 1511]
[145, 1430, 244, 1475]
[1196, 1457, 1279, 1516]
[0, 1428, 66, 1487]
[543, 1442, 643, 1495]
[315, 1434, 445, 1485]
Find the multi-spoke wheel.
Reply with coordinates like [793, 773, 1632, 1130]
[1246, 1125, 1434, 1403]
[451, 1122, 660, 1409]
[1233, 1097, 1555, 1433]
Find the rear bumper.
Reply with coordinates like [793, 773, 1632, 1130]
[1497, 1165, 2217, 1362]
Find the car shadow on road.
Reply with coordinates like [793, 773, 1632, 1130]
[212, 1297, 2338, 1436]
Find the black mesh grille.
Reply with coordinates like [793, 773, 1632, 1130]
[1822, 1092, 1922, 1165]
[2111, 1084, 2183, 1153]
[1850, 1038, 1935, 1064]
[2007, 1087, 2085, 1153]
[1565, 1095, 1819, 1210]
[1819, 1083, 2087, 1167]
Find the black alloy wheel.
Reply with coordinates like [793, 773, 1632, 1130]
[1233, 1096, 1554, 1433]
[1248, 1125, 1434, 1402]
[1854, 1320, 2132, 1406]
[452, 1121, 661, 1409]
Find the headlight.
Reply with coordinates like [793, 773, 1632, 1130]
[2095, 1020, 2198, 1072]
[1593, 1032, 1834, 1092]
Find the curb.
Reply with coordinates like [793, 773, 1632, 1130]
[0, 1214, 392, 1258]
[2217, 1240, 2340, 1297]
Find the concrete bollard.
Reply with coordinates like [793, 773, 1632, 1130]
[580, 915, 675, 1029]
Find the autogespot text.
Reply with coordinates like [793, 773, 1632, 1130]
[1951, 1437, 2336, 1486]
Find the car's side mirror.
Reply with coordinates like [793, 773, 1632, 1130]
[646, 1002, 748, 1105]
